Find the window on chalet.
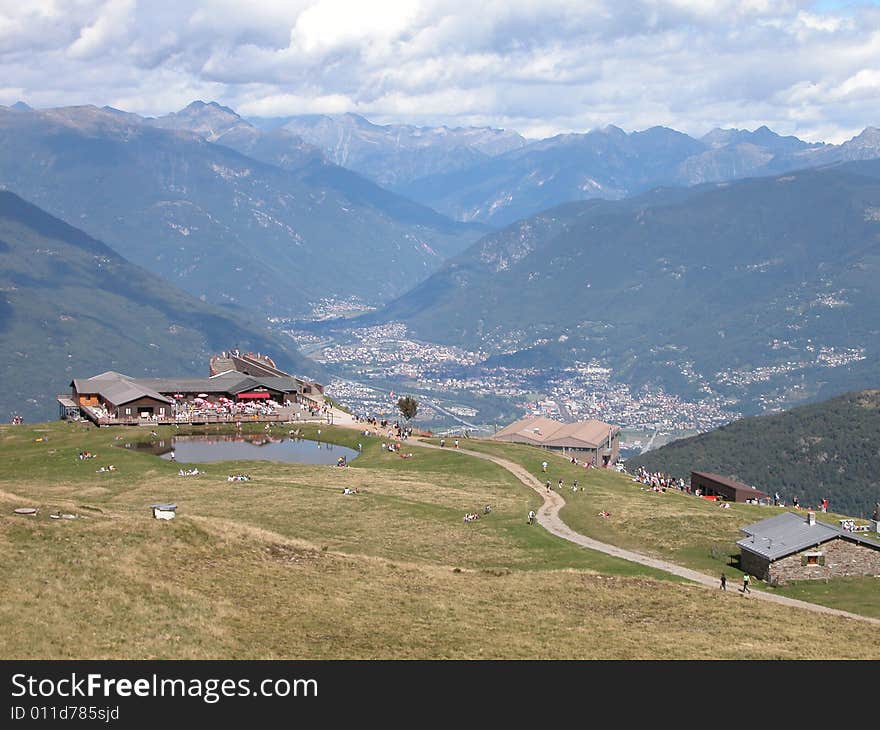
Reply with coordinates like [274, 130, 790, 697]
[802, 552, 825, 566]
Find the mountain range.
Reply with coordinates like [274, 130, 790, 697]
[4, 98, 880, 424]
[233, 107, 880, 228]
[249, 111, 528, 189]
[400, 124, 880, 226]
[0, 103, 483, 318]
[358, 158, 880, 414]
[0, 190, 317, 422]
[136, 101, 880, 232]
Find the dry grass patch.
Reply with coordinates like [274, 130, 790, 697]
[2, 512, 878, 660]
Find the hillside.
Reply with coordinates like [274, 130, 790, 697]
[361, 160, 880, 415]
[148, 102, 478, 234]
[0, 191, 319, 422]
[0, 419, 877, 660]
[626, 389, 880, 518]
[0, 104, 483, 318]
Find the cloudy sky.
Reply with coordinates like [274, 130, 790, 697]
[1, 0, 878, 142]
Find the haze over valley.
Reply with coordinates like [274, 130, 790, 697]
[3, 97, 880, 444]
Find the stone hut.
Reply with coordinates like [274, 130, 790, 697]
[737, 511, 880, 585]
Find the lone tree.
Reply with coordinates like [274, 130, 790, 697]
[397, 395, 419, 422]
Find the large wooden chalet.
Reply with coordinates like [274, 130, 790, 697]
[61, 369, 323, 426]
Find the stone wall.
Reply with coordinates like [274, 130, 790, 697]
[740, 549, 770, 581]
[766, 537, 880, 585]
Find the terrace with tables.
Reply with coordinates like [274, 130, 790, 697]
[62, 370, 328, 427]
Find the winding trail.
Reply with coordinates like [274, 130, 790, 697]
[415, 439, 880, 625]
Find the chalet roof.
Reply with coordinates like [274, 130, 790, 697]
[493, 416, 618, 449]
[135, 374, 255, 394]
[691, 471, 768, 499]
[250, 376, 308, 393]
[737, 511, 880, 561]
[73, 370, 306, 403]
[135, 374, 299, 395]
[71, 372, 171, 406]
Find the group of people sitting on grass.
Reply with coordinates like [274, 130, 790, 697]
[178, 467, 201, 476]
[464, 505, 492, 523]
[381, 442, 414, 458]
[78, 451, 97, 460]
[342, 487, 360, 495]
[96, 464, 116, 473]
[227, 474, 251, 482]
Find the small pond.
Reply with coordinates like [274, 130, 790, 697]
[119, 435, 359, 465]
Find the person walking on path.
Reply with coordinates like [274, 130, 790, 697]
[545, 480, 551, 493]
[527, 510, 536, 525]
[742, 573, 751, 594]
[720, 572, 727, 591]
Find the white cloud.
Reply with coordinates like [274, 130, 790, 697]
[67, 0, 135, 60]
[238, 91, 354, 116]
[288, 0, 419, 55]
[0, 0, 877, 142]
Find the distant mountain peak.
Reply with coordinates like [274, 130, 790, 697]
[181, 100, 240, 118]
[699, 124, 816, 153]
[849, 126, 880, 143]
[10, 101, 32, 112]
[832, 126, 880, 160]
[750, 125, 784, 142]
[147, 100, 253, 144]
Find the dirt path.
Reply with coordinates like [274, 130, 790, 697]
[415, 439, 880, 625]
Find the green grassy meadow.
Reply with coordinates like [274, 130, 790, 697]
[1, 421, 878, 659]
[433, 438, 880, 618]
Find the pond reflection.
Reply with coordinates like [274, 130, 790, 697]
[119, 434, 359, 465]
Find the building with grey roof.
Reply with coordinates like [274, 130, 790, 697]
[69, 372, 173, 422]
[64, 368, 322, 425]
[738, 511, 880, 585]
